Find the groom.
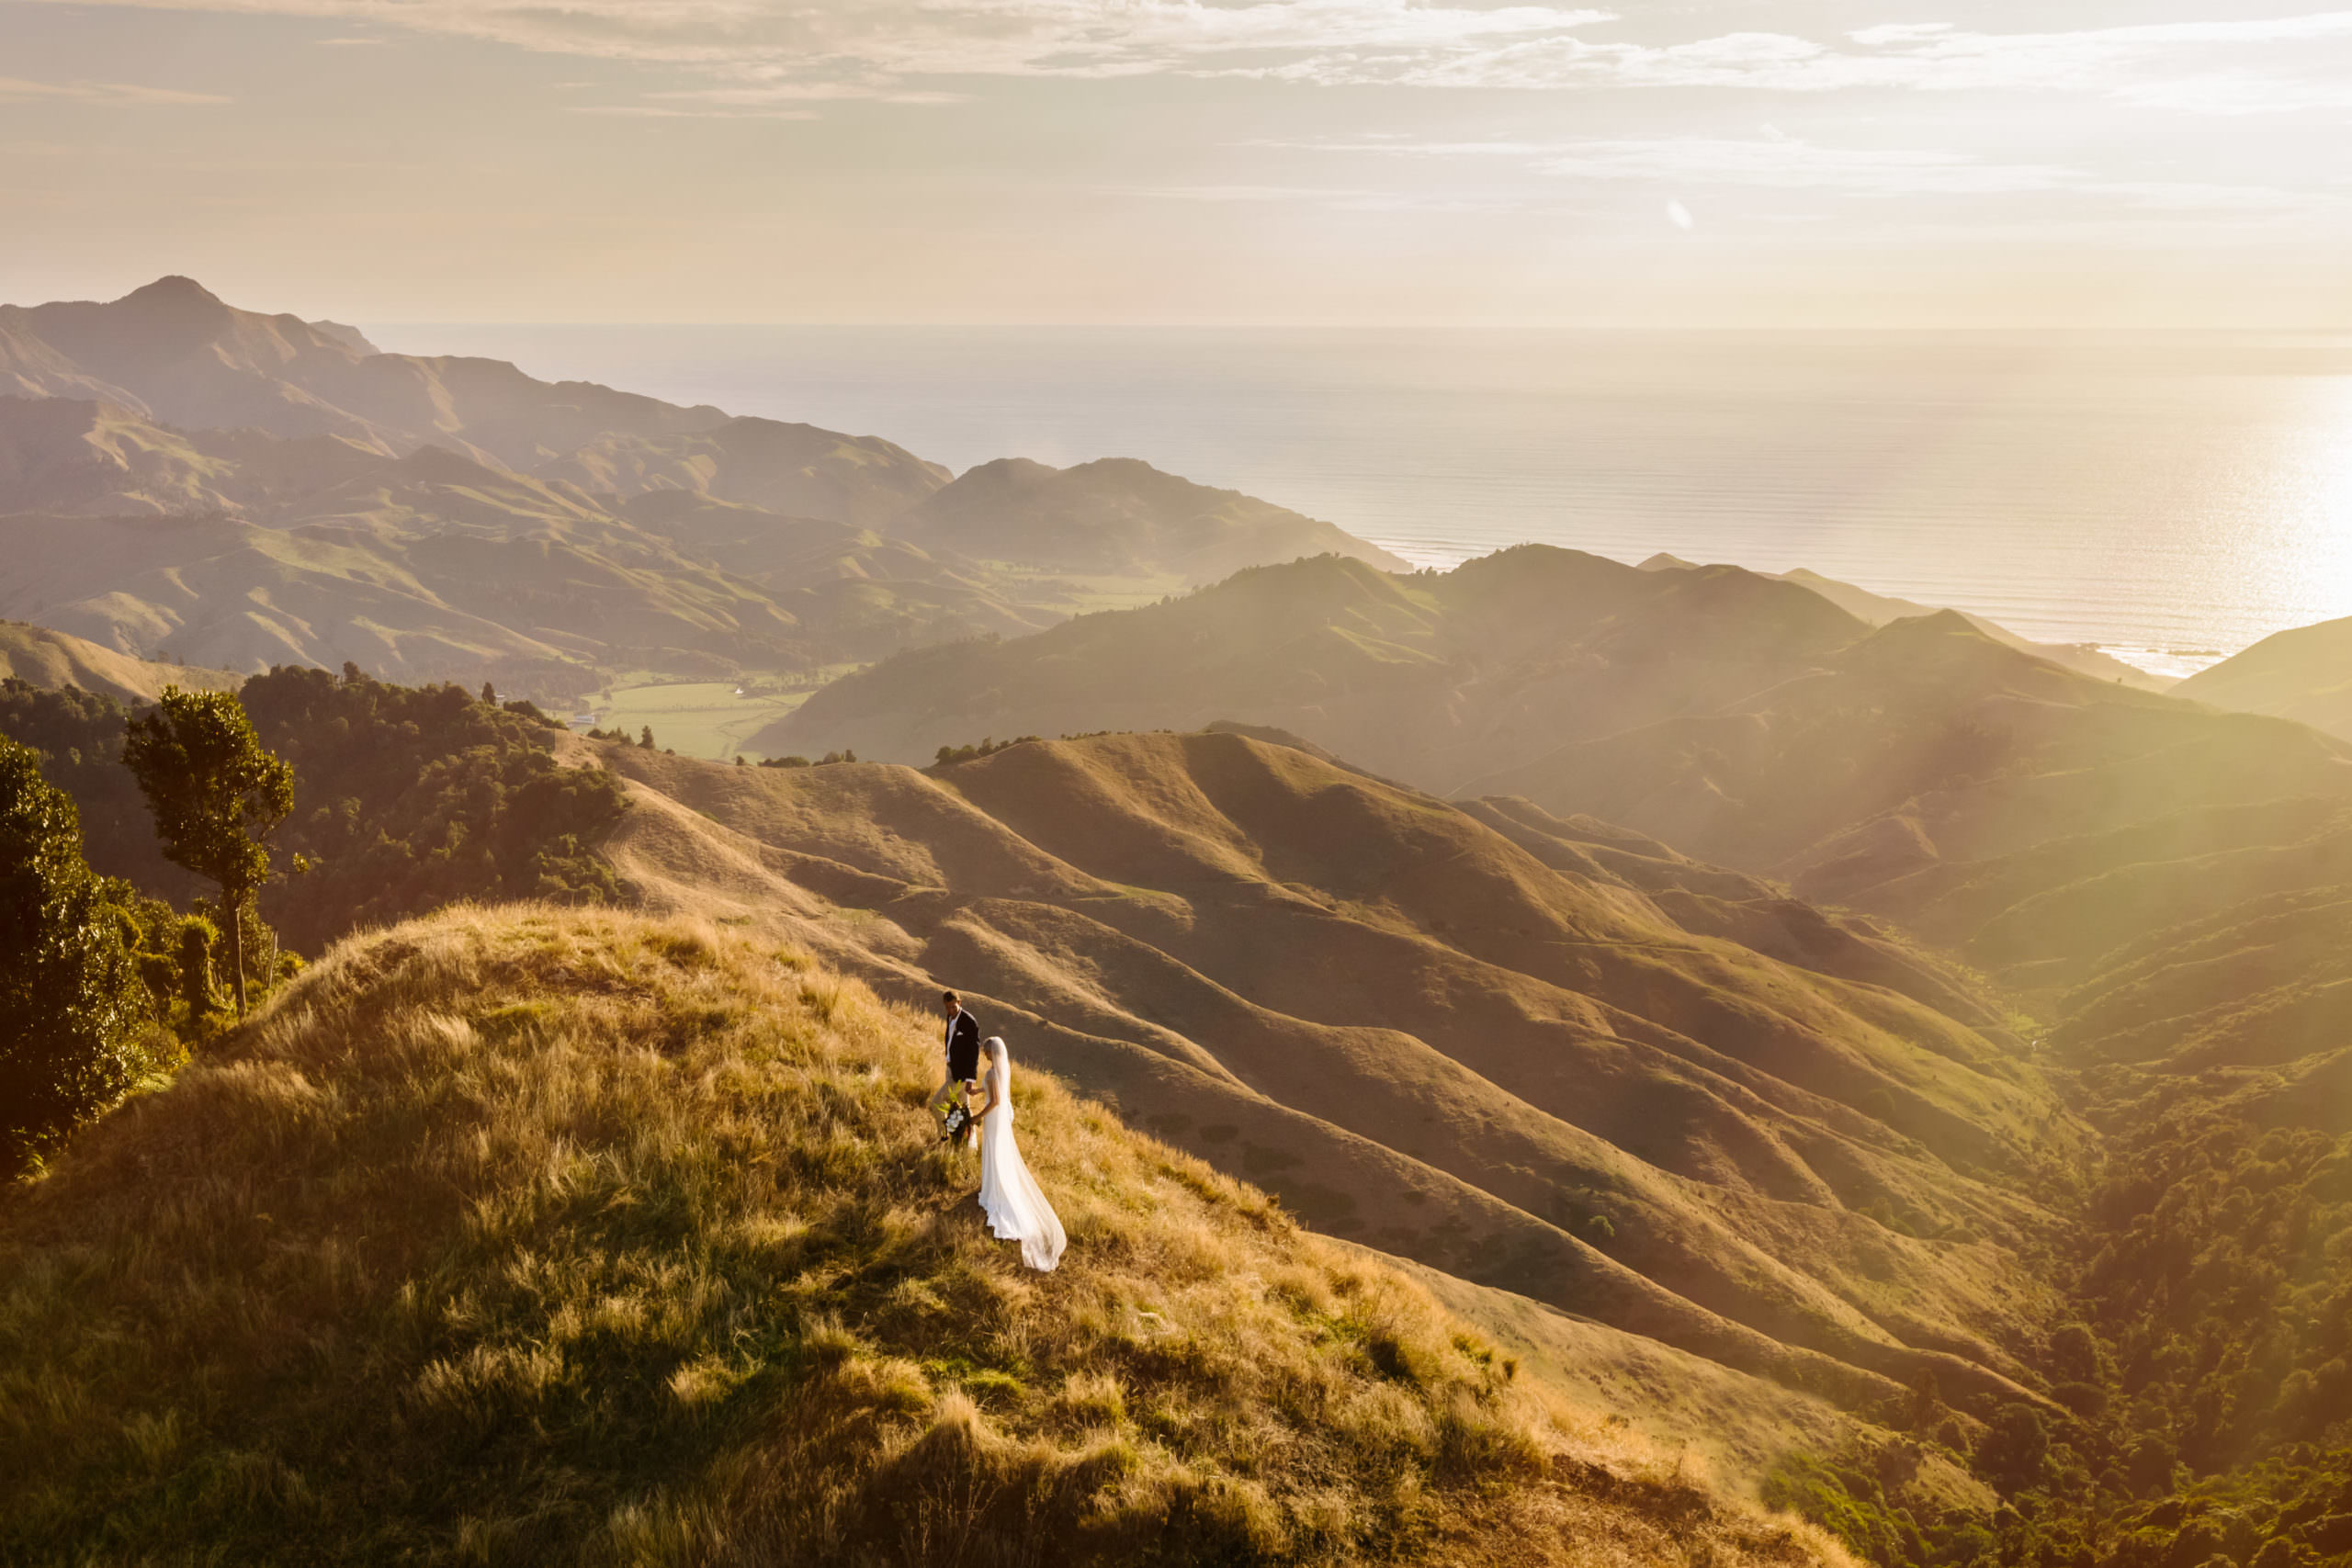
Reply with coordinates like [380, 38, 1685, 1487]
[928, 988, 982, 1136]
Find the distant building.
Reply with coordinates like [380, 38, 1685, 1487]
[570, 713, 600, 730]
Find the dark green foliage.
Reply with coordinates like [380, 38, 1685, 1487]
[1974, 1406, 2051, 1495]
[639, 725, 655, 750]
[193, 893, 280, 1003]
[178, 918, 219, 1016]
[933, 735, 1043, 767]
[0, 739, 150, 1170]
[238, 666, 629, 953]
[2074, 1086, 2352, 1471]
[756, 750, 855, 768]
[122, 687, 295, 1015]
[0, 670, 629, 966]
[1793, 1068, 2352, 1568]
[1758, 1450, 1935, 1567]
[0, 678, 192, 897]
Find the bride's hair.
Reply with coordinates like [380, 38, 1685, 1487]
[984, 1035, 1007, 1062]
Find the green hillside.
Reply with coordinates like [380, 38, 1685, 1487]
[0, 906, 1848, 1568]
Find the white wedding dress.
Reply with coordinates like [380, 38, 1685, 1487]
[975, 1044, 1066, 1272]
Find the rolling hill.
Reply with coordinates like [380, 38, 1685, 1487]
[574, 726, 2080, 1428]
[760, 547, 1865, 773]
[590, 717, 2352, 1561]
[765, 548, 2352, 990]
[0, 904, 1854, 1567]
[1635, 555, 2167, 693]
[0, 619, 238, 702]
[2173, 611, 2352, 740]
[889, 457, 1409, 580]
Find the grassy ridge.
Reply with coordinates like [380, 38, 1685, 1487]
[0, 906, 1847, 1566]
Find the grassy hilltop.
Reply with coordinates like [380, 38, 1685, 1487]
[0, 905, 1846, 1567]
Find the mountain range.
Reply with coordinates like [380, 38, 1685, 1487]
[1636, 552, 2165, 692]
[0, 278, 1400, 689]
[8, 276, 2352, 1563]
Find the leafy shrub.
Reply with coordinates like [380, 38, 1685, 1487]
[0, 739, 153, 1170]
[933, 735, 1042, 767]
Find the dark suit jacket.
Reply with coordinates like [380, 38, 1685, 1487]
[945, 1009, 981, 1083]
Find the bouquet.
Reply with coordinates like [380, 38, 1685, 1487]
[941, 1103, 974, 1144]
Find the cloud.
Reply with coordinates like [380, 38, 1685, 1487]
[17, 0, 2352, 117]
[566, 104, 821, 119]
[0, 75, 230, 104]
[1219, 8, 2352, 107]
[1282, 132, 2075, 196]
[1279, 131, 2335, 216]
[12, 0, 1617, 96]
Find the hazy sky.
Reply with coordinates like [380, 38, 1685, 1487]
[6, 0, 2352, 324]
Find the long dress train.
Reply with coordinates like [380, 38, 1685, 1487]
[976, 1048, 1066, 1272]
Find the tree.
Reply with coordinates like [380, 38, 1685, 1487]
[0, 739, 148, 1168]
[639, 726, 655, 750]
[480, 681, 498, 706]
[122, 688, 295, 1017]
[1975, 1404, 2050, 1495]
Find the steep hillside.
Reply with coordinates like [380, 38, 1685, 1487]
[769, 550, 2352, 987]
[0, 508, 799, 688]
[0, 621, 237, 702]
[1713, 560, 2162, 692]
[0, 275, 730, 468]
[538, 417, 951, 530]
[2174, 612, 2352, 740]
[1471, 611, 2346, 880]
[582, 727, 2079, 1426]
[890, 457, 1410, 581]
[0, 906, 1849, 1567]
[761, 546, 1865, 773]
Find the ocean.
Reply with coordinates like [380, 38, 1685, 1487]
[366, 324, 2352, 678]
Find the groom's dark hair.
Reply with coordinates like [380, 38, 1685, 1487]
[943, 989, 960, 1007]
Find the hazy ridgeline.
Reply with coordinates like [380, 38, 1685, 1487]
[4, 279, 2352, 1568]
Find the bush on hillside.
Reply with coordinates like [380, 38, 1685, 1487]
[235, 665, 629, 951]
[0, 739, 158, 1171]
[0, 678, 187, 897]
[933, 734, 1043, 767]
[0, 670, 633, 960]
[121, 686, 296, 1017]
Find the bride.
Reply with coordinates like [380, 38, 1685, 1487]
[969, 1036, 1066, 1272]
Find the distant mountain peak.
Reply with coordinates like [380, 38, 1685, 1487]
[119, 275, 226, 310]
[1885, 606, 1984, 637]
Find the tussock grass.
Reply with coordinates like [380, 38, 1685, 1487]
[0, 905, 1849, 1566]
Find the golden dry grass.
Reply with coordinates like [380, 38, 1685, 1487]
[1, 904, 1851, 1567]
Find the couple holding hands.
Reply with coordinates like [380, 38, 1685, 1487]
[928, 990, 1066, 1272]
